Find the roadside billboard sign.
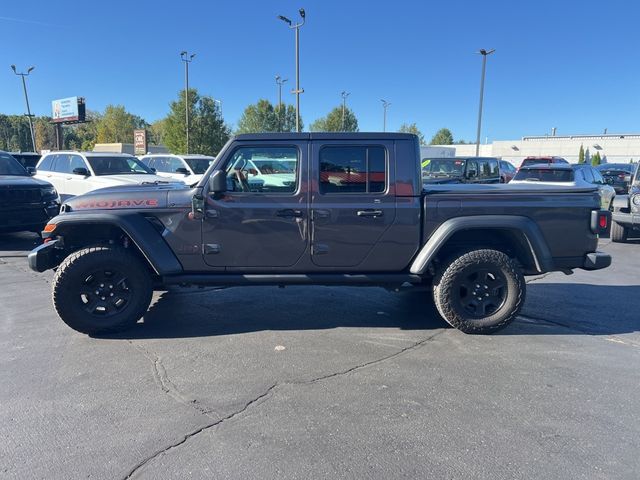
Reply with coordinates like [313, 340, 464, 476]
[51, 97, 81, 123]
[134, 129, 147, 155]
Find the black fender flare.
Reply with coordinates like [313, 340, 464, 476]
[611, 194, 629, 212]
[48, 212, 183, 275]
[409, 215, 554, 275]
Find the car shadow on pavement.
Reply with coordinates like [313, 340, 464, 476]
[98, 282, 639, 340]
[100, 286, 450, 340]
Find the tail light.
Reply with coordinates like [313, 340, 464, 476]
[590, 210, 610, 235]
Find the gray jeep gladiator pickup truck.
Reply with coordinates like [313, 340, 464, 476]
[28, 133, 612, 335]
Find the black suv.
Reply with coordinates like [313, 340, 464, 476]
[0, 151, 60, 234]
[422, 157, 500, 184]
[10, 151, 41, 170]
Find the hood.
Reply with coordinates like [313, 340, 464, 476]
[90, 174, 185, 186]
[0, 175, 53, 188]
[62, 182, 189, 212]
[422, 176, 463, 185]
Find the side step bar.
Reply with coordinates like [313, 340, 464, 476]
[162, 273, 423, 287]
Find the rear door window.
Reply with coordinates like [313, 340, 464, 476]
[319, 146, 387, 194]
[37, 155, 55, 171]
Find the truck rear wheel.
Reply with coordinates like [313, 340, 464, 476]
[610, 221, 628, 243]
[433, 249, 525, 334]
[52, 246, 153, 334]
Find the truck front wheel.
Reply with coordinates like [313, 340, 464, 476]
[52, 246, 153, 334]
[433, 249, 525, 334]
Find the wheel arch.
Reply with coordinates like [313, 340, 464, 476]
[47, 213, 183, 275]
[409, 215, 554, 275]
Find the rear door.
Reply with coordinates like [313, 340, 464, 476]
[310, 140, 396, 268]
[64, 154, 92, 196]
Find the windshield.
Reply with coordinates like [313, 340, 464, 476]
[422, 158, 465, 177]
[252, 159, 295, 174]
[87, 156, 153, 176]
[185, 157, 214, 175]
[0, 152, 28, 176]
[597, 164, 635, 174]
[514, 168, 574, 182]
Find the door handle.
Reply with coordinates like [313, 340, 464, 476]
[276, 209, 303, 218]
[357, 209, 384, 217]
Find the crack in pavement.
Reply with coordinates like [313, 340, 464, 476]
[525, 272, 554, 284]
[123, 383, 278, 479]
[123, 330, 445, 479]
[128, 341, 215, 418]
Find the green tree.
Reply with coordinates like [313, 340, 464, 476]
[310, 106, 359, 132]
[95, 105, 145, 144]
[163, 89, 230, 155]
[236, 99, 301, 134]
[397, 123, 425, 145]
[34, 117, 57, 151]
[0, 115, 32, 151]
[585, 147, 591, 165]
[578, 144, 585, 164]
[430, 128, 454, 145]
[591, 151, 602, 166]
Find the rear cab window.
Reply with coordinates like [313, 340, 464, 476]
[319, 146, 387, 194]
[514, 168, 574, 182]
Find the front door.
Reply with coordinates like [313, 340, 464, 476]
[310, 141, 396, 268]
[202, 142, 309, 269]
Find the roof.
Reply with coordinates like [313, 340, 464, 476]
[232, 132, 418, 141]
[43, 151, 135, 157]
[140, 153, 216, 159]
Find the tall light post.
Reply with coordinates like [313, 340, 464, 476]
[341, 91, 350, 131]
[213, 98, 222, 117]
[180, 51, 195, 153]
[475, 48, 495, 157]
[275, 75, 288, 131]
[10, 65, 36, 152]
[381, 99, 391, 132]
[277, 8, 305, 133]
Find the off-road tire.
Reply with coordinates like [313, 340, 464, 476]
[52, 246, 153, 334]
[610, 220, 628, 243]
[433, 249, 525, 334]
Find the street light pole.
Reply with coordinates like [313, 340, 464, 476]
[180, 51, 195, 154]
[275, 75, 288, 131]
[475, 48, 495, 157]
[213, 99, 222, 117]
[381, 99, 391, 132]
[278, 9, 305, 133]
[10, 65, 36, 152]
[341, 91, 350, 131]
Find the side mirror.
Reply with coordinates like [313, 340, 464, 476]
[26, 167, 36, 176]
[73, 167, 89, 176]
[209, 170, 227, 194]
[624, 174, 632, 183]
[150, 167, 157, 173]
[176, 167, 190, 175]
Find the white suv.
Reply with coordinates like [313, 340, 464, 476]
[35, 152, 184, 200]
[139, 154, 215, 186]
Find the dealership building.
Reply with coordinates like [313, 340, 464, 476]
[423, 132, 640, 165]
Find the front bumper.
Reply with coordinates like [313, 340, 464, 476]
[27, 239, 61, 273]
[582, 251, 612, 271]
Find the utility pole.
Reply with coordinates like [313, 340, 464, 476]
[278, 8, 306, 132]
[275, 75, 288, 131]
[180, 51, 195, 153]
[381, 99, 391, 132]
[475, 48, 495, 157]
[10, 65, 36, 152]
[341, 91, 350, 131]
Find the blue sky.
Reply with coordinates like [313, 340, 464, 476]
[1, 0, 638, 141]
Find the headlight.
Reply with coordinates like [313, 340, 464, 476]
[632, 195, 640, 206]
[41, 186, 58, 198]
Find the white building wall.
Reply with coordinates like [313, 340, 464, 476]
[432, 133, 640, 166]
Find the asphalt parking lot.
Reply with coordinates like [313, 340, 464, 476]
[1, 233, 639, 479]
